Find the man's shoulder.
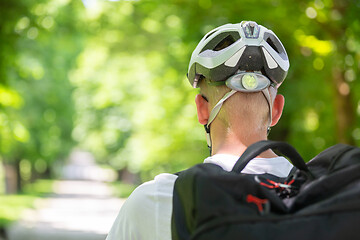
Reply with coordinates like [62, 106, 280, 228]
[107, 173, 178, 240]
[135, 173, 178, 194]
[125, 173, 178, 207]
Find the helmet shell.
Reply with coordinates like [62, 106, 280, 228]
[187, 21, 289, 88]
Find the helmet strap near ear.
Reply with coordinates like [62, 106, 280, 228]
[207, 90, 237, 127]
[204, 89, 237, 155]
[267, 126, 271, 136]
[204, 125, 212, 155]
[204, 88, 273, 154]
[261, 88, 273, 130]
[193, 74, 204, 88]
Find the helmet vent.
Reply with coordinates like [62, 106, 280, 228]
[266, 38, 279, 53]
[213, 35, 236, 51]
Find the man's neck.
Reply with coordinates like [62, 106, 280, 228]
[211, 128, 277, 158]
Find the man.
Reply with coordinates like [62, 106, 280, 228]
[106, 20, 292, 240]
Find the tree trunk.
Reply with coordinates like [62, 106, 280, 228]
[14, 159, 22, 193]
[329, 0, 356, 145]
[3, 162, 17, 194]
[332, 67, 355, 144]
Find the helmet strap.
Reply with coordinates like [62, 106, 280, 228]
[205, 90, 237, 154]
[193, 75, 201, 88]
[204, 124, 212, 155]
[261, 88, 273, 128]
[267, 126, 272, 136]
[204, 88, 273, 155]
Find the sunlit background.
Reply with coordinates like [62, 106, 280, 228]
[0, 0, 360, 239]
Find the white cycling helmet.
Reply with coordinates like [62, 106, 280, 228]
[188, 21, 289, 89]
[188, 21, 290, 153]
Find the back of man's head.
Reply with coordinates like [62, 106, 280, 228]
[187, 21, 289, 152]
[198, 78, 270, 134]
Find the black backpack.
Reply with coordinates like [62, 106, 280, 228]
[171, 140, 360, 240]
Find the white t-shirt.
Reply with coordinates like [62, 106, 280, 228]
[106, 155, 293, 240]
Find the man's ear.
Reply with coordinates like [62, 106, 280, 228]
[195, 94, 209, 125]
[270, 94, 285, 127]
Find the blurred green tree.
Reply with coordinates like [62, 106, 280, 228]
[0, 0, 85, 192]
[71, 0, 360, 181]
[1, 0, 359, 186]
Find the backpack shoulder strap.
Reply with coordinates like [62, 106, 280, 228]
[232, 140, 313, 179]
[307, 144, 359, 177]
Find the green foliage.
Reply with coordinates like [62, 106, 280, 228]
[22, 179, 55, 196]
[0, 179, 54, 226]
[0, 194, 36, 227]
[0, 0, 86, 187]
[1, 0, 360, 184]
[71, 0, 360, 181]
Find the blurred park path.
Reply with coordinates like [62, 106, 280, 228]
[6, 151, 125, 240]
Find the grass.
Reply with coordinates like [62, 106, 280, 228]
[22, 179, 55, 196]
[0, 194, 37, 227]
[0, 179, 55, 227]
